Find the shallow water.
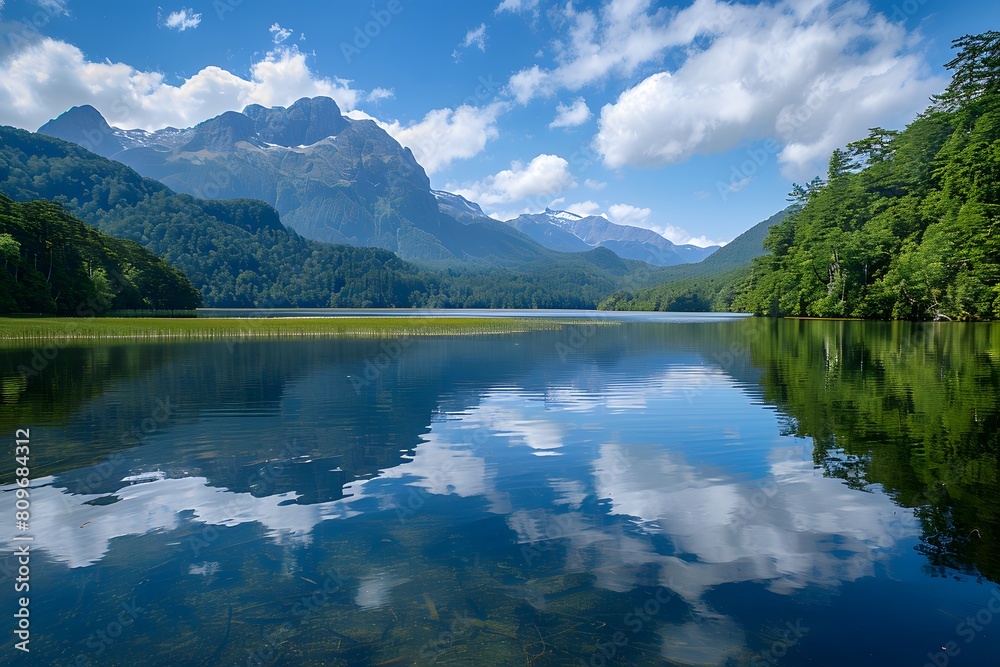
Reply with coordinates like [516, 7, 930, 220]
[2, 317, 999, 666]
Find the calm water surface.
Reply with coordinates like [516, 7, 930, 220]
[2, 317, 999, 666]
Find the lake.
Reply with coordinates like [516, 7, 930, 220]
[1, 316, 998, 666]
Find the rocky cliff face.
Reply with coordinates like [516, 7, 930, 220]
[39, 98, 542, 263]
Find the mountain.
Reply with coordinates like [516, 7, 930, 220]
[506, 208, 719, 266]
[0, 125, 432, 307]
[431, 190, 493, 225]
[38, 99, 553, 264]
[0, 126, 666, 309]
[0, 193, 201, 314]
[597, 208, 790, 311]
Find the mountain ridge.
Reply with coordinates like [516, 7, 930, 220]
[39, 99, 551, 264]
[505, 208, 719, 266]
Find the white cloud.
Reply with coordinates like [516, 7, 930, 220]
[448, 154, 575, 208]
[367, 87, 394, 103]
[463, 23, 487, 52]
[269, 23, 293, 44]
[453, 23, 488, 61]
[33, 0, 68, 16]
[568, 199, 727, 247]
[505, 0, 678, 103]
[549, 97, 592, 128]
[584, 179, 606, 190]
[377, 103, 505, 174]
[164, 8, 201, 31]
[508, 65, 549, 104]
[0, 38, 360, 131]
[607, 203, 651, 227]
[592, 0, 945, 178]
[654, 224, 727, 248]
[565, 200, 603, 218]
[496, 0, 539, 13]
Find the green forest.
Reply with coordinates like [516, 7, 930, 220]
[598, 209, 789, 312]
[0, 127, 665, 312]
[0, 194, 201, 314]
[735, 32, 1000, 320]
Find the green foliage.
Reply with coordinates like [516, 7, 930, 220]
[0, 126, 662, 309]
[0, 194, 201, 314]
[736, 31, 1000, 321]
[597, 209, 791, 311]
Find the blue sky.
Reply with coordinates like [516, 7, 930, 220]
[0, 0, 995, 246]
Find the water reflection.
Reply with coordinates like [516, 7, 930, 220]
[0, 320, 998, 665]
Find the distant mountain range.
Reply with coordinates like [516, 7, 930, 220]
[505, 208, 718, 266]
[39, 98, 717, 268]
[0, 125, 685, 308]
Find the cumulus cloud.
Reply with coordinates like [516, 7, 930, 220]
[565, 200, 604, 218]
[549, 97, 592, 129]
[376, 103, 505, 174]
[508, 65, 549, 104]
[654, 225, 726, 248]
[448, 154, 575, 208]
[0, 38, 360, 131]
[269, 23, 293, 44]
[500, 0, 943, 179]
[505, 0, 677, 102]
[591, 0, 945, 178]
[584, 179, 606, 190]
[164, 8, 201, 31]
[607, 203, 651, 227]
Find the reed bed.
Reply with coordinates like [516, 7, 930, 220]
[0, 316, 607, 346]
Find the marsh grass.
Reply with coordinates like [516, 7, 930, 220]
[0, 316, 609, 346]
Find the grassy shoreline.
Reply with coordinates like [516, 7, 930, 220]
[0, 316, 609, 345]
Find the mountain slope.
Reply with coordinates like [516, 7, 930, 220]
[0, 126, 660, 309]
[0, 193, 201, 314]
[38, 99, 552, 264]
[506, 208, 719, 266]
[737, 32, 1000, 320]
[597, 208, 790, 311]
[0, 125, 432, 307]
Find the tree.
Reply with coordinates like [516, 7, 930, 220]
[847, 128, 900, 167]
[934, 31, 1000, 110]
[0, 232, 19, 272]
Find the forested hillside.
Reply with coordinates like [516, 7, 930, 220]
[0, 127, 647, 309]
[598, 209, 790, 311]
[736, 32, 1000, 320]
[0, 194, 201, 314]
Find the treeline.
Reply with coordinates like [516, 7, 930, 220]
[598, 209, 789, 312]
[0, 127, 644, 310]
[599, 268, 746, 312]
[0, 194, 200, 314]
[736, 32, 1000, 320]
